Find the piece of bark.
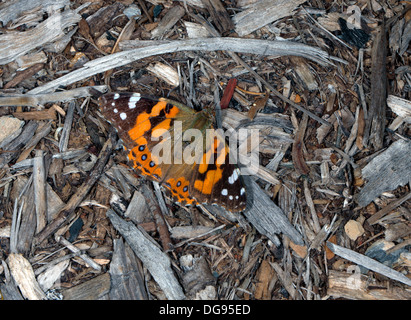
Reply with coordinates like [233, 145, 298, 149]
[86, 3, 125, 38]
[4, 63, 44, 89]
[366, 22, 387, 150]
[106, 209, 186, 300]
[12, 107, 57, 120]
[232, 0, 306, 36]
[62, 273, 111, 300]
[201, 0, 234, 34]
[151, 5, 185, 39]
[255, 259, 275, 300]
[109, 239, 148, 300]
[292, 113, 310, 175]
[355, 139, 411, 207]
[327, 270, 411, 300]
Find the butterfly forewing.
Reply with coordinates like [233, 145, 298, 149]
[98, 92, 247, 212]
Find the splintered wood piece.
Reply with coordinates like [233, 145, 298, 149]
[355, 139, 411, 207]
[232, 0, 306, 36]
[201, 0, 234, 34]
[387, 95, 411, 123]
[366, 22, 387, 150]
[326, 242, 411, 287]
[12, 107, 56, 120]
[86, 3, 125, 38]
[106, 209, 186, 300]
[243, 178, 304, 246]
[0, 116, 24, 148]
[33, 150, 47, 234]
[327, 270, 411, 300]
[0, 10, 81, 65]
[146, 62, 180, 87]
[62, 273, 111, 300]
[290, 57, 318, 91]
[292, 113, 310, 175]
[4, 63, 44, 89]
[109, 239, 148, 300]
[151, 5, 185, 39]
[7, 253, 45, 300]
[0, 86, 107, 107]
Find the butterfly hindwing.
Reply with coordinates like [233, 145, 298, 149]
[98, 92, 247, 212]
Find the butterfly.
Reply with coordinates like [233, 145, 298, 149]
[98, 92, 247, 212]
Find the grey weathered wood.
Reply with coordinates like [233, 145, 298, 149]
[0, 86, 107, 107]
[232, 0, 306, 36]
[62, 273, 111, 300]
[58, 101, 75, 153]
[0, 0, 70, 25]
[243, 178, 304, 246]
[0, 9, 81, 65]
[29, 38, 338, 95]
[109, 239, 148, 300]
[355, 139, 411, 207]
[326, 242, 411, 287]
[106, 209, 186, 300]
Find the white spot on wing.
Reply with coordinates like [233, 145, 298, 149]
[113, 108, 118, 113]
[240, 187, 245, 195]
[120, 112, 127, 120]
[221, 189, 228, 196]
[114, 93, 120, 100]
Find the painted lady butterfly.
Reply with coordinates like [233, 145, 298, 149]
[98, 93, 247, 212]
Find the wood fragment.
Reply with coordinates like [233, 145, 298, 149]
[355, 139, 411, 207]
[151, 5, 185, 39]
[106, 209, 186, 300]
[201, 0, 234, 34]
[30, 38, 338, 95]
[7, 253, 45, 300]
[367, 22, 387, 150]
[232, 0, 306, 36]
[109, 239, 148, 300]
[0, 86, 107, 107]
[33, 150, 47, 234]
[326, 242, 411, 287]
[327, 270, 411, 300]
[62, 273, 110, 300]
[34, 133, 115, 245]
[292, 113, 310, 175]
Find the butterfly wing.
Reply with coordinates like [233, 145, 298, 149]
[98, 92, 247, 212]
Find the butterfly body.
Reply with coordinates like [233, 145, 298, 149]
[98, 92, 247, 212]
